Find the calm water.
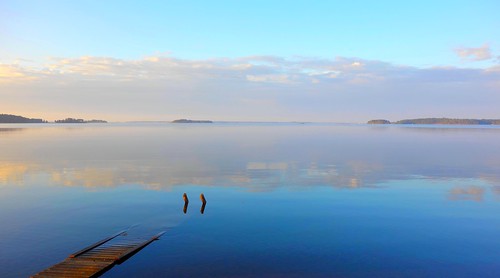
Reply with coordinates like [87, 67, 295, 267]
[1, 123, 500, 277]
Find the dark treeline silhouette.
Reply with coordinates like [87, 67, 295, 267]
[367, 119, 391, 124]
[0, 114, 47, 123]
[0, 114, 107, 123]
[55, 118, 107, 123]
[368, 118, 500, 125]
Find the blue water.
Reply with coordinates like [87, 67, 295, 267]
[1, 123, 500, 277]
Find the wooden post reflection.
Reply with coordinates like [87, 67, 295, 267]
[183, 193, 189, 214]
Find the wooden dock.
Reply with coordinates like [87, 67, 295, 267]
[32, 230, 165, 278]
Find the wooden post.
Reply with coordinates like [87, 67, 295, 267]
[200, 193, 207, 214]
[183, 193, 189, 214]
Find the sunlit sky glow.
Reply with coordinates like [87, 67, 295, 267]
[1, 0, 499, 122]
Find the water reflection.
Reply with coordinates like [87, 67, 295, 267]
[183, 193, 189, 214]
[2, 124, 500, 278]
[0, 128, 24, 134]
[200, 202, 206, 214]
[1, 159, 498, 201]
[1, 124, 500, 201]
[449, 186, 486, 202]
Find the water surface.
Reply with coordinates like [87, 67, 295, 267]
[1, 123, 500, 277]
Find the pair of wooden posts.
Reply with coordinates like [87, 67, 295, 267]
[183, 193, 207, 214]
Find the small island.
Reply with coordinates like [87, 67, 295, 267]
[0, 114, 47, 123]
[368, 118, 500, 125]
[55, 118, 107, 123]
[172, 119, 213, 123]
[367, 119, 391, 125]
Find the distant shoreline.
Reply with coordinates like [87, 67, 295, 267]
[172, 119, 213, 123]
[2, 113, 500, 126]
[0, 114, 107, 124]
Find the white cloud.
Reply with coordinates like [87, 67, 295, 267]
[0, 54, 499, 122]
[246, 74, 291, 84]
[455, 44, 492, 61]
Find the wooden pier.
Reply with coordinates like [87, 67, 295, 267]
[32, 230, 165, 278]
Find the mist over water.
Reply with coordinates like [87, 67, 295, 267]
[1, 123, 500, 277]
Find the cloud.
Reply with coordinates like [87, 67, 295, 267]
[246, 74, 292, 84]
[454, 44, 492, 61]
[0, 54, 499, 121]
[2, 54, 497, 84]
[0, 64, 39, 83]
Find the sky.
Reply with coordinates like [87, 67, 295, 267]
[1, 0, 499, 122]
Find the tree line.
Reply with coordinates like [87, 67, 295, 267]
[0, 114, 106, 123]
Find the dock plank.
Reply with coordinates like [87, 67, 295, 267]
[32, 231, 165, 278]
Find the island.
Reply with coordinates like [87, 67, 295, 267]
[367, 119, 391, 124]
[0, 114, 47, 123]
[55, 118, 107, 123]
[172, 119, 213, 123]
[367, 118, 500, 125]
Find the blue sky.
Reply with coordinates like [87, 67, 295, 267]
[3, 0, 499, 66]
[1, 0, 499, 121]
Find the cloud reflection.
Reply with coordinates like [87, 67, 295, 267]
[0, 124, 499, 202]
[449, 186, 486, 202]
[0, 163, 33, 185]
[1, 158, 498, 202]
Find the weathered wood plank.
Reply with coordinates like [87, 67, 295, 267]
[69, 230, 126, 258]
[116, 231, 166, 262]
[32, 230, 165, 278]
